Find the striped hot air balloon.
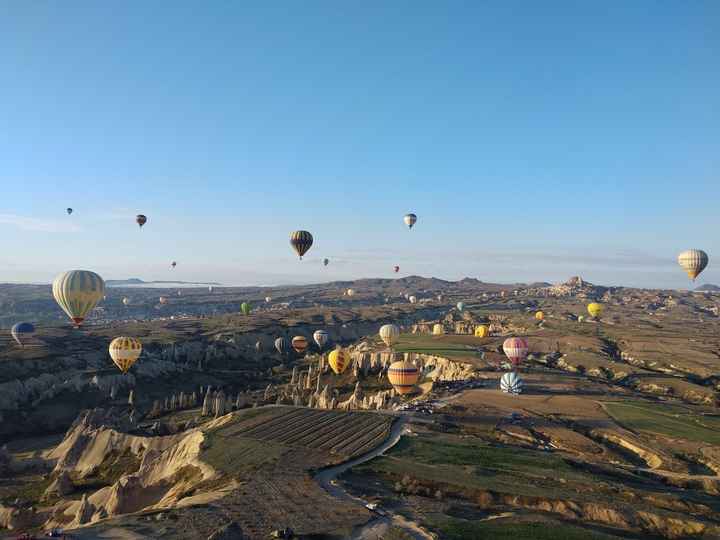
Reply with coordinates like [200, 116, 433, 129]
[328, 347, 350, 374]
[109, 337, 142, 374]
[677, 249, 709, 281]
[52, 270, 105, 326]
[475, 325, 489, 338]
[503, 337, 528, 368]
[500, 372, 523, 395]
[292, 336, 309, 355]
[379, 324, 400, 348]
[388, 360, 419, 395]
[432, 324, 444, 336]
[290, 230, 313, 259]
[275, 337, 289, 355]
[241, 302, 252, 315]
[404, 213, 417, 229]
[313, 329, 329, 350]
[136, 214, 147, 228]
[11, 322, 35, 347]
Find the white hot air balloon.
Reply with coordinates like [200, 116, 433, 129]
[379, 324, 400, 348]
[52, 270, 105, 326]
[677, 249, 709, 281]
[500, 372, 523, 395]
[313, 329, 329, 350]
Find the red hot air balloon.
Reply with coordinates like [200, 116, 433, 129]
[503, 337, 528, 368]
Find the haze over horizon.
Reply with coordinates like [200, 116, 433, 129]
[2, 2, 718, 289]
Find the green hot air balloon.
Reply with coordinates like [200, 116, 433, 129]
[240, 302, 252, 315]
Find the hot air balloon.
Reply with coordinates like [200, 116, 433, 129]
[290, 230, 313, 259]
[503, 337, 528, 368]
[432, 324, 444, 336]
[52, 270, 105, 327]
[388, 360, 419, 395]
[379, 324, 400, 348]
[456, 302, 465, 312]
[109, 337, 142, 374]
[66, 208, 73, 215]
[136, 214, 147, 228]
[437, 294, 443, 302]
[500, 372, 523, 395]
[578, 315, 585, 323]
[328, 347, 350, 375]
[171, 261, 177, 269]
[677, 249, 709, 281]
[240, 302, 252, 315]
[475, 325, 489, 338]
[11, 322, 35, 347]
[313, 330, 329, 350]
[394, 266, 400, 273]
[535, 311, 544, 321]
[177, 290, 182, 297]
[347, 288, 356, 297]
[404, 213, 417, 229]
[323, 258, 329, 266]
[255, 340, 263, 353]
[122, 297, 130, 306]
[208, 286, 214, 293]
[265, 296, 272, 303]
[275, 337, 289, 355]
[292, 336, 309, 355]
[159, 296, 168, 305]
[587, 303, 603, 318]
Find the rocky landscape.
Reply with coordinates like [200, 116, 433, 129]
[1, 276, 720, 539]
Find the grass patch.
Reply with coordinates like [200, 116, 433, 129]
[604, 401, 720, 445]
[429, 517, 626, 540]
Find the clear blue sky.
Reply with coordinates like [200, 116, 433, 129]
[1, 1, 718, 288]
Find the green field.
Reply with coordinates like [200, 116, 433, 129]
[392, 334, 481, 360]
[429, 517, 627, 540]
[604, 401, 720, 445]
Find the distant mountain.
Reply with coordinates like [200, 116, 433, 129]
[528, 282, 553, 288]
[106, 278, 222, 287]
[695, 284, 720, 292]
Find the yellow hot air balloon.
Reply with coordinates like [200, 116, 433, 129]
[328, 347, 350, 375]
[474, 325, 489, 338]
[677, 249, 709, 281]
[379, 324, 400, 348]
[535, 311, 544, 321]
[109, 337, 142, 374]
[52, 270, 105, 326]
[587, 303, 604, 318]
[432, 323, 444, 335]
[388, 360, 419, 395]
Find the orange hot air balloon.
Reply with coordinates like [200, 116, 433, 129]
[388, 360, 419, 395]
[328, 347, 350, 374]
[292, 336, 309, 355]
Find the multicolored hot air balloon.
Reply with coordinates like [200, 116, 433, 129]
[503, 337, 528, 368]
[456, 302, 465, 312]
[475, 325, 489, 338]
[290, 230, 313, 259]
[432, 324, 444, 336]
[323, 258, 329, 267]
[678, 250, 709, 281]
[275, 337, 289, 355]
[313, 329, 329, 350]
[500, 372, 523, 395]
[388, 360, 419, 395]
[66, 208, 73, 215]
[328, 347, 350, 375]
[11, 322, 35, 347]
[379, 324, 400, 348]
[404, 213, 417, 229]
[394, 265, 400, 273]
[108, 337, 142, 374]
[240, 302, 252, 316]
[292, 336, 309, 355]
[136, 214, 147, 228]
[122, 297, 130, 306]
[587, 302, 603, 318]
[535, 311, 545, 321]
[52, 270, 105, 327]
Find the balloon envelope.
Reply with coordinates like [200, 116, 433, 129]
[388, 360, 419, 395]
[265, 296, 272, 303]
[11, 322, 35, 347]
[66, 208, 73, 215]
[394, 266, 400, 273]
[290, 230, 313, 259]
[313, 330, 329, 349]
[535, 311, 544, 321]
[456, 302, 465, 311]
[136, 214, 147, 228]
[500, 372, 523, 395]
[503, 337, 528, 367]
[240, 302, 252, 315]
[328, 347, 350, 374]
[109, 336, 142, 374]
[409, 295, 417, 304]
[587, 303, 604, 318]
[275, 337, 289, 355]
[52, 270, 105, 326]
[677, 249, 709, 281]
[292, 336, 309, 354]
[323, 258, 329, 266]
[404, 213, 417, 229]
[346, 288, 356, 297]
[379, 324, 400, 348]
[432, 324, 444, 335]
[122, 297, 130, 306]
[474, 325, 489, 338]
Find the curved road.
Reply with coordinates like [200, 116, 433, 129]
[314, 416, 436, 540]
